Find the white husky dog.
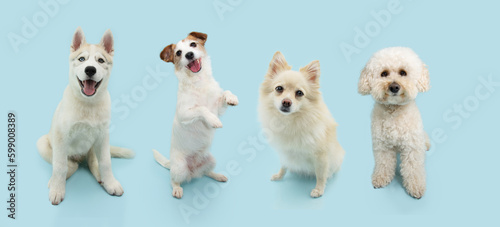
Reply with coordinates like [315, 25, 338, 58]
[154, 32, 238, 199]
[37, 27, 134, 205]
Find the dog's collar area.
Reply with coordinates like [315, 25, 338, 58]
[77, 77, 102, 97]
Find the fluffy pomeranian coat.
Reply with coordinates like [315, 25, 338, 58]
[259, 51, 345, 198]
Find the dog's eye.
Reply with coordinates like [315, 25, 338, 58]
[296, 90, 304, 97]
[381, 71, 388, 77]
[400, 70, 407, 76]
[98, 58, 105, 63]
[176, 50, 182, 56]
[275, 86, 283, 93]
[78, 57, 85, 62]
[190, 42, 197, 48]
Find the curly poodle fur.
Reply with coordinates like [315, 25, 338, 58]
[358, 47, 430, 199]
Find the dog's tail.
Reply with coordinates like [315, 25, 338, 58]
[37, 134, 52, 163]
[110, 146, 135, 159]
[153, 149, 171, 169]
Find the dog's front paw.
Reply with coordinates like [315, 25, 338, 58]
[172, 187, 183, 199]
[372, 172, 393, 189]
[270, 173, 284, 181]
[102, 179, 124, 196]
[224, 92, 239, 106]
[48, 178, 65, 205]
[206, 114, 223, 128]
[310, 188, 324, 198]
[404, 179, 426, 199]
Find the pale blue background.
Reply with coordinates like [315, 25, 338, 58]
[1, 0, 499, 226]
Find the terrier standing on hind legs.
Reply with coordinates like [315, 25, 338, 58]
[358, 47, 431, 199]
[153, 32, 238, 199]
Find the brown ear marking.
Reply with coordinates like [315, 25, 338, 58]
[187, 32, 207, 45]
[160, 44, 175, 63]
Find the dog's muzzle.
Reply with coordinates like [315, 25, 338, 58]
[280, 98, 292, 113]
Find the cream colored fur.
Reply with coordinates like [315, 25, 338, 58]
[358, 47, 430, 199]
[259, 51, 345, 198]
[37, 27, 134, 205]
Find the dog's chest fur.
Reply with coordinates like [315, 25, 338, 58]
[51, 87, 111, 156]
[371, 101, 425, 148]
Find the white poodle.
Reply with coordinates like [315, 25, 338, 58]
[358, 47, 430, 199]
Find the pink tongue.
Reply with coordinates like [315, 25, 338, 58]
[83, 80, 96, 96]
[188, 60, 201, 72]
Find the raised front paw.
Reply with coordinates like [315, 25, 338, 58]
[224, 91, 239, 106]
[48, 177, 66, 205]
[102, 178, 124, 196]
[206, 114, 223, 128]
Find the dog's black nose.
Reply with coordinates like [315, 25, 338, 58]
[389, 82, 400, 93]
[85, 66, 96, 77]
[185, 52, 194, 60]
[282, 99, 292, 107]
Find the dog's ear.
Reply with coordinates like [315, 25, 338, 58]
[71, 27, 86, 52]
[417, 63, 430, 92]
[267, 51, 291, 79]
[188, 32, 208, 46]
[358, 64, 372, 95]
[300, 60, 320, 84]
[100, 29, 114, 55]
[160, 44, 176, 63]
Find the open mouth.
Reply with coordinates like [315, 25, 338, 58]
[78, 77, 102, 97]
[186, 58, 202, 73]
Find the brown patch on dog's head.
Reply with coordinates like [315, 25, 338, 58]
[160, 44, 176, 63]
[186, 32, 207, 46]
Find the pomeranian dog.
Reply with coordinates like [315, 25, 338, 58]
[258, 51, 345, 198]
[358, 47, 430, 199]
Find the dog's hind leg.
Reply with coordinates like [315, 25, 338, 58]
[204, 154, 227, 182]
[88, 149, 101, 183]
[424, 132, 431, 151]
[66, 160, 78, 179]
[206, 171, 228, 182]
[270, 167, 287, 181]
[37, 135, 53, 163]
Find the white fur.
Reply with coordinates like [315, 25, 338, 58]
[37, 27, 134, 205]
[358, 47, 430, 199]
[259, 51, 345, 198]
[154, 32, 238, 199]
